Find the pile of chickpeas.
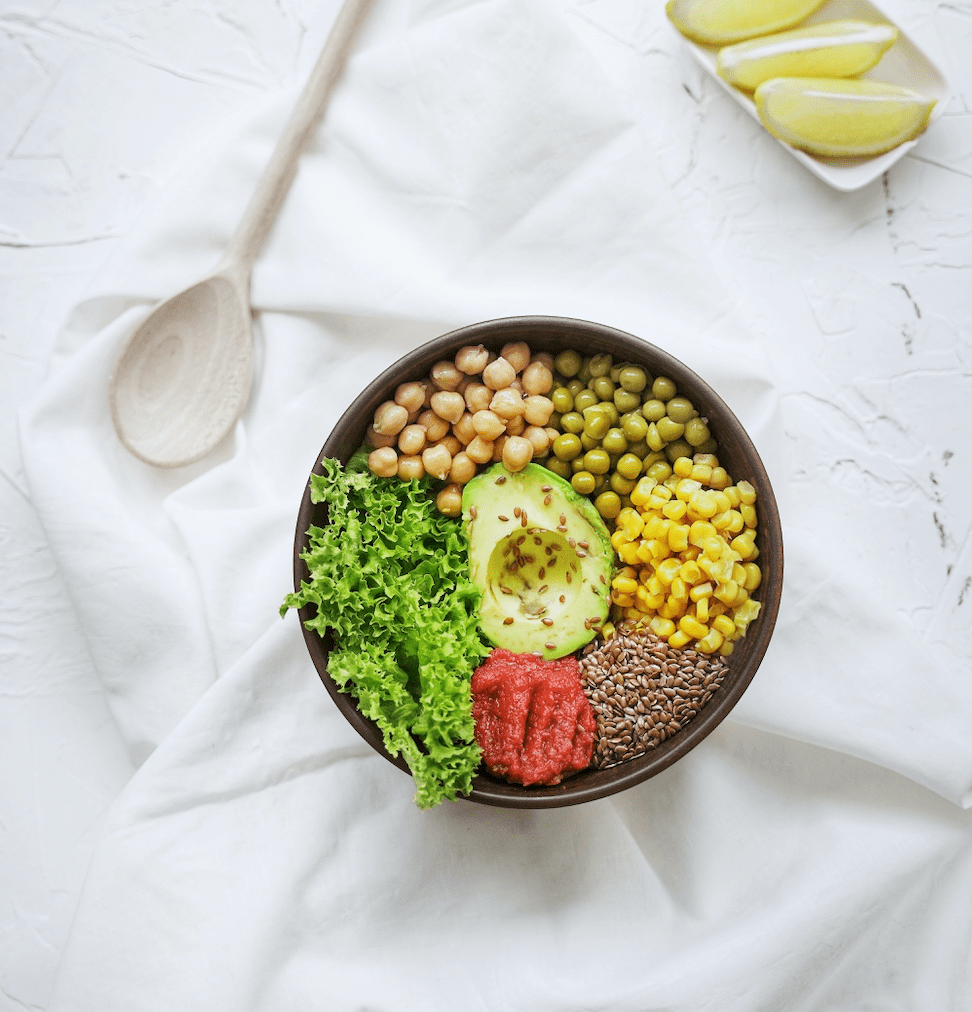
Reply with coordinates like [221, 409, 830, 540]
[365, 341, 558, 516]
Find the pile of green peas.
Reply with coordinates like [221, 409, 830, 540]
[543, 350, 718, 521]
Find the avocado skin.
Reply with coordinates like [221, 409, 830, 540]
[462, 463, 613, 659]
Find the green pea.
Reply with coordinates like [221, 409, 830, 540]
[572, 456, 588, 473]
[627, 439, 649, 460]
[665, 396, 695, 424]
[684, 417, 711, 447]
[545, 457, 571, 480]
[576, 359, 591, 384]
[588, 354, 613, 378]
[616, 452, 644, 480]
[594, 491, 622, 520]
[559, 411, 584, 434]
[600, 401, 620, 426]
[572, 470, 596, 495]
[641, 398, 667, 422]
[548, 411, 562, 430]
[602, 428, 628, 454]
[591, 376, 615, 401]
[621, 413, 649, 443]
[554, 350, 582, 378]
[552, 433, 582, 461]
[656, 416, 685, 442]
[644, 450, 666, 467]
[646, 461, 673, 482]
[551, 386, 574, 414]
[584, 448, 611, 475]
[566, 378, 585, 397]
[697, 437, 719, 456]
[619, 365, 649, 393]
[583, 410, 611, 441]
[592, 473, 608, 493]
[619, 495, 633, 511]
[580, 432, 599, 451]
[573, 389, 599, 412]
[610, 472, 636, 495]
[665, 439, 693, 463]
[652, 376, 677, 401]
[613, 388, 641, 413]
[645, 422, 665, 453]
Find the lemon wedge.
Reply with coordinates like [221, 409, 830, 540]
[666, 0, 827, 47]
[718, 20, 899, 92]
[755, 78, 936, 158]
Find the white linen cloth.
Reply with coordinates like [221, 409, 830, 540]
[19, 0, 970, 1008]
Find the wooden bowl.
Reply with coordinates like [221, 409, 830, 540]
[293, 316, 783, 808]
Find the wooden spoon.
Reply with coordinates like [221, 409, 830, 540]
[110, 0, 375, 467]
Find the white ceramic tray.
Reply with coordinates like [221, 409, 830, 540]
[679, 0, 950, 190]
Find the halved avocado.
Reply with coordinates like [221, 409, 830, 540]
[462, 463, 614, 659]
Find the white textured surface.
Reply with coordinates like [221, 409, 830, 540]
[1, 0, 969, 1008]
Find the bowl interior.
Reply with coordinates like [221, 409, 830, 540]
[294, 316, 783, 808]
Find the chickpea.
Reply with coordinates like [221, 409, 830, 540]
[505, 414, 525, 437]
[453, 412, 477, 445]
[373, 400, 409, 436]
[466, 436, 495, 464]
[500, 341, 531, 373]
[394, 381, 427, 414]
[472, 409, 506, 441]
[521, 360, 553, 395]
[397, 455, 425, 481]
[436, 483, 464, 517]
[365, 427, 396, 449]
[429, 390, 465, 424]
[489, 387, 526, 420]
[483, 357, 516, 391]
[464, 382, 492, 413]
[492, 435, 508, 462]
[523, 394, 554, 426]
[398, 424, 427, 455]
[437, 434, 462, 456]
[422, 443, 452, 480]
[430, 360, 463, 391]
[455, 344, 490, 375]
[368, 446, 398, 477]
[417, 409, 449, 442]
[532, 351, 555, 373]
[502, 435, 534, 472]
[450, 451, 477, 484]
[524, 425, 551, 455]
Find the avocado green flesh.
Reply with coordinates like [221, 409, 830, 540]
[462, 463, 613, 660]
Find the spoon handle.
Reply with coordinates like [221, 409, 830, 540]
[219, 0, 375, 278]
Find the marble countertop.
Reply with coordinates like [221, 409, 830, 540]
[1, 0, 969, 1007]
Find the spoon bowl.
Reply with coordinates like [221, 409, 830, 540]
[109, 271, 252, 467]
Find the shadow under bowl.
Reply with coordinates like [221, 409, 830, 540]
[293, 316, 783, 808]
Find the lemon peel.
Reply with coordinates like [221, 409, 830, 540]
[717, 20, 899, 92]
[754, 77, 936, 158]
[666, 0, 827, 47]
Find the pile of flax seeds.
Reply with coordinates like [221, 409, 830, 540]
[579, 624, 728, 769]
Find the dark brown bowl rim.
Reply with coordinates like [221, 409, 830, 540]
[294, 316, 783, 808]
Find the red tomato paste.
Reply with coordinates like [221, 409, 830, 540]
[471, 648, 595, 786]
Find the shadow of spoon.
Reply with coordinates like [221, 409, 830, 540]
[109, 0, 375, 468]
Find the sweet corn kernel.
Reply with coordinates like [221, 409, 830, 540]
[724, 486, 741, 508]
[658, 601, 679, 620]
[709, 466, 729, 490]
[689, 581, 713, 602]
[601, 622, 616, 639]
[714, 580, 739, 605]
[703, 537, 724, 561]
[718, 640, 734, 656]
[661, 498, 688, 521]
[613, 593, 635, 608]
[679, 615, 709, 640]
[618, 541, 641, 565]
[680, 560, 702, 584]
[670, 578, 689, 603]
[635, 541, 655, 565]
[649, 616, 676, 639]
[620, 511, 644, 540]
[742, 562, 761, 591]
[647, 575, 665, 597]
[737, 480, 756, 505]
[711, 510, 733, 531]
[668, 524, 689, 553]
[672, 456, 694, 478]
[696, 595, 709, 623]
[689, 521, 716, 547]
[675, 478, 702, 502]
[656, 557, 682, 585]
[648, 484, 673, 503]
[690, 491, 718, 519]
[712, 614, 736, 638]
[668, 629, 691, 649]
[741, 503, 757, 529]
[643, 515, 666, 540]
[694, 452, 719, 467]
[708, 600, 726, 618]
[665, 594, 687, 618]
[630, 477, 657, 506]
[730, 531, 756, 559]
[731, 563, 747, 585]
[726, 510, 745, 534]
[612, 576, 639, 595]
[690, 463, 713, 484]
[732, 584, 749, 607]
[698, 628, 724, 653]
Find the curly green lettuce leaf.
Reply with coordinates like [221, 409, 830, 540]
[281, 451, 489, 809]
